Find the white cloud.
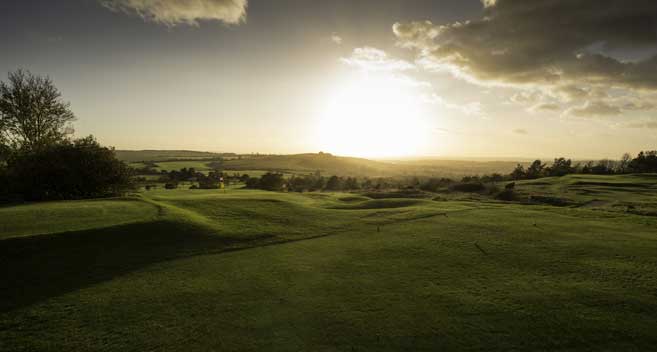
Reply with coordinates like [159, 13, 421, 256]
[530, 103, 561, 113]
[330, 33, 343, 45]
[340, 47, 484, 118]
[100, 0, 248, 26]
[341, 47, 415, 72]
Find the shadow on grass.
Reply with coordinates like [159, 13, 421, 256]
[0, 220, 233, 313]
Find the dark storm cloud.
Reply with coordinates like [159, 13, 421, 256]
[100, 0, 248, 26]
[394, 0, 657, 103]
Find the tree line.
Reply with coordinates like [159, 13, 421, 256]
[240, 152, 657, 194]
[140, 167, 250, 190]
[0, 70, 131, 201]
[509, 153, 657, 180]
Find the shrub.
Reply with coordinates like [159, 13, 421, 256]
[496, 189, 516, 201]
[450, 182, 486, 193]
[245, 172, 285, 191]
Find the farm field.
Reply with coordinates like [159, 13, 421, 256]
[1, 175, 657, 351]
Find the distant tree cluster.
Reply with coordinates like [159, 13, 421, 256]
[239, 150, 657, 198]
[0, 70, 132, 201]
[148, 167, 249, 190]
[244, 172, 396, 192]
[508, 152, 657, 181]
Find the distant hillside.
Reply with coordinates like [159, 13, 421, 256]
[118, 150, 526, 178]
[222, 153, 394, 177]
[115, 150, 231, 162]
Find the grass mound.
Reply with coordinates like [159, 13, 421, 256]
[338, 195, 371, 202]
[330, 198, 426, 210]
[0, 198, 158, 240]
[528, 195, 574, 206]
[571, 181, 653, 188]
[362, 189, 430, 199]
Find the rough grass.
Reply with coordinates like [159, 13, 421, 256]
[2, 176, 657, 351]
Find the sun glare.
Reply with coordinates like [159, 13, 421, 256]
[316, 73, 431, 158]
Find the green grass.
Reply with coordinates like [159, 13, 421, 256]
[0, 198, 159, 239]
[115, 150, 226, 162]
[2, 175, 657, 351]
[513, 174, 657, 215]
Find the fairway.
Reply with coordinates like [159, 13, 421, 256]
[2, 175, 657, 351]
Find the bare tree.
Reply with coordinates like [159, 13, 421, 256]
[0, 69, 75, 150]
[618, 153, 632, 174]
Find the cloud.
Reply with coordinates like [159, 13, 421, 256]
[394, 0, 657, 90]
[555, 85, 589, 102]
[622, 100, 655, 111]
[341, 47, 415, 72]
[512, 128, 528, 135]
[393, 0, 657, 117]
[530, 103, 561, 112]
[564, 101, 622, 118]
[100, 0, 248, 26]
[510, 90, 542, 105]
[331, 33, 343, 45]
[624, 121, 657, 129]
[340, 47, 484, 118]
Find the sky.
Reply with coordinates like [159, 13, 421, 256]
[1, 0, 656, 159]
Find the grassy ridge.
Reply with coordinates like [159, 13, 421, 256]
[0, 198, 159, 239]
[515, 174, 657, 215]
[1, 175, 657, 351]
[115, 150, 227, 163]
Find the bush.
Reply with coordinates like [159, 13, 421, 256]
[6, 136, 132, 201]
[164, 183, 178, 190]
[0, 166, 10, 201]
[450, 182, 486, 193]
[420, 178, 453, 192]
[245, 172, 285, 191]
[529, 195, 573, 206]
[495, 189, 517, 201]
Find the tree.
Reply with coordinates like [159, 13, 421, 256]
[546, 157, 574, 177]
[510, 164, 526, 180]
[325, 175, 342, 191]
[591, 159, 615, 174]
[525, 160, 545, 179]
[256, 172, 285, 191]
[628, 151, 657, 173]
[618, 153, 632, 174]
[6, 136, 132, 200]
[343, 177, 360, 190]
[0, 70, 75, 151]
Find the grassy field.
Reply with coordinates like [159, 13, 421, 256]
[115, 150, 229, 163]
[1, 174, 657, 351]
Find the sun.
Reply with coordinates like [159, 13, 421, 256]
[315, 73, 431, 158]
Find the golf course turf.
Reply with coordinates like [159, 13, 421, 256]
[1, 175, 657, 351]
